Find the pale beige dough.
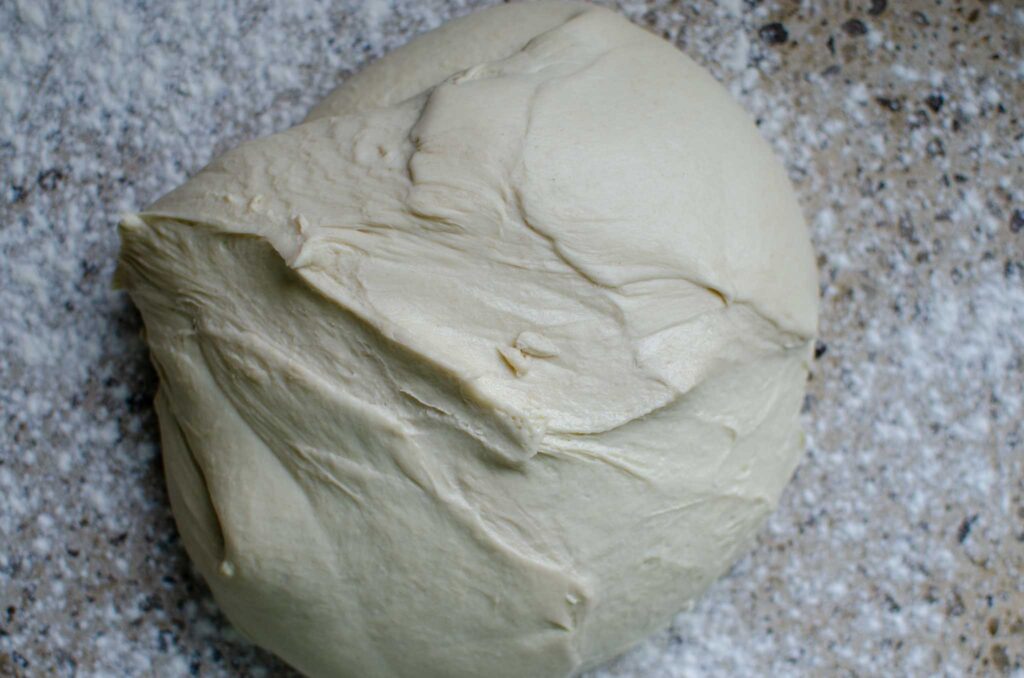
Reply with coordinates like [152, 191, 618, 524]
[116, 3, 818, 676]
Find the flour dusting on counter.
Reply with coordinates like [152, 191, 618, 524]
[1, 1, 1022, 676]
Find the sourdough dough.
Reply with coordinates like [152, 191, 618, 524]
[116, 3, 818, 676]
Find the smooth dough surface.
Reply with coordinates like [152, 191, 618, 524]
[117, 3, 818, 676]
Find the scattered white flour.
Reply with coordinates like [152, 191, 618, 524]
[1, 0, 1021, 676]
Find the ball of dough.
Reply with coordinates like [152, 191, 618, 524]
[117, 3, 817, 676]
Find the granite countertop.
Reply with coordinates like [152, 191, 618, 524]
[1, 0, 1022, 675]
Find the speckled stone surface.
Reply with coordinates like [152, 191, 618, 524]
[2, 1, 1022, 676]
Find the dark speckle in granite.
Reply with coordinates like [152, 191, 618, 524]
[842, 18, 868, 37]
[758, 21, 789, 46]
[875, 95, 903, 112]
[956, 514, 979, 544]
[1011, 209, 1024, 234]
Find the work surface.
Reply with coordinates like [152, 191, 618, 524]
[1, 1, 1022, 675]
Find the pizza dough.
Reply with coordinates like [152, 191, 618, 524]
[116, 3, 818, 676]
